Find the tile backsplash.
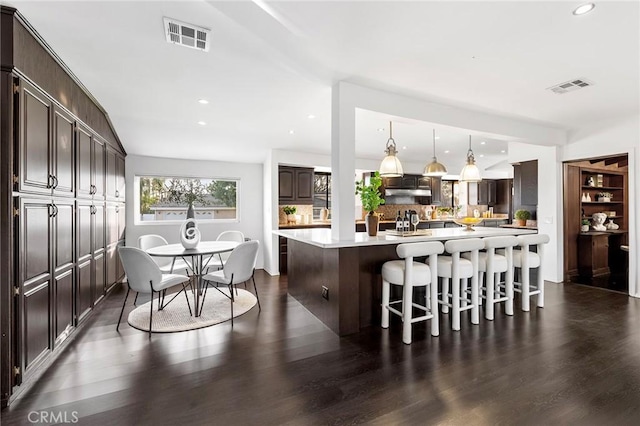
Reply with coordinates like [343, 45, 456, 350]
[279, 205, 313, 224]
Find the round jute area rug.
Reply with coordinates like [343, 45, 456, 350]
[127, 288, 257, 333]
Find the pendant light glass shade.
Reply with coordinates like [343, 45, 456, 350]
[459, 135, 482, 182]
[379, 121, 404, 177]
[423, 129, 447, 176]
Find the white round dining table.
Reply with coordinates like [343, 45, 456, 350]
[146, 241, 240, 317]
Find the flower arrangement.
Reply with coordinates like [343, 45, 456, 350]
[598, 192, 613, 201]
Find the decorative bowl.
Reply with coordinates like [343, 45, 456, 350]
[453, 217, 484, 231]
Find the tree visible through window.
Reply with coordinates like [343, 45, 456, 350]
[138, 176, 238, 222]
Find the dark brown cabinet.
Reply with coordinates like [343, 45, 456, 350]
[76, 202, 93, 320]
[116, 155, 125, 201]
[52, 200, 74, 344]
[429, 177, 442, 205]
[18, 81, 52, 195]
[52, 107, 75, 197]
[477, 180, 497, 206]
[578, 233, 610, 278]
[279, 166, 314, 204]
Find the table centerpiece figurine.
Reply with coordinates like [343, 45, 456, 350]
[355, 171, 385, 237]
[180, 218, 201, 249]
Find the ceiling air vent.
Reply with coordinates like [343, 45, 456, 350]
[547, 78, 594, 94]
[163, 17, 211, 52]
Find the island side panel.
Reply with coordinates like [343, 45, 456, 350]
[288, 239, 340, 334]
[358, 244, 399, 329]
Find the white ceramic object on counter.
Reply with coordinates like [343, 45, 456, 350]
[592, 212, 607, 231]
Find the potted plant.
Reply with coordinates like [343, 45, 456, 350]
[581, 218, 590, 232]
[283, 206, 297, 224]
[355, 172, 385, 236]
[598, 192, 613, 202]
[514, 209, 531, 227]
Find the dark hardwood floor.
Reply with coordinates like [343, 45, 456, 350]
[3, 271, 640, 425]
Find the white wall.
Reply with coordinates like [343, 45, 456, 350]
[125, 154, 264, 268]
[561, 115, 639, 297]
[508, 143, 563, 283]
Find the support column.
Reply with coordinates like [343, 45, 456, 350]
[331, 82, 356, 241]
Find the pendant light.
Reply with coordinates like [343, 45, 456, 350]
[423, 129, 447, 176]
[459, 135, 482, 182]
[379, 121, 404, 177]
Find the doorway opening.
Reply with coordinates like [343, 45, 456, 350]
[563, 154, 629, 293]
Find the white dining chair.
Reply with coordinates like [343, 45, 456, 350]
[201, 240, 260, 324]
[117, 246, 192, 338]
[437, 238, 484, 331]
[381, 241, 444, 344]
[138, 234, 191, 275]
[205, 231, 246, 271]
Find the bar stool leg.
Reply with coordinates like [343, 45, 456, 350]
[522, 264, 530, 312]
[537, 267, 545, 308]
[470, 251, 479, 325]
[485, 266, 495, 321]
[441, 278, 450, 314]
[402, 281, 413, 344]
[462, 278, 469, 307]
[452, 271, 461, 331]
[381, 279, 390, 329]
[506, 251, 514, 316]
[478, 272, 484, 306]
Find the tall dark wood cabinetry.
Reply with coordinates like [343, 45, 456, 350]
[1, 6, 127, 408]
[278, 166, 314, 204]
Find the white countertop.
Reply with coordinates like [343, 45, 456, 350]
[274, 227, 537, 249]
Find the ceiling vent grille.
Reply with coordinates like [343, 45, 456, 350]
[547, 78, 594, 94]
[163, 17, 211, 52]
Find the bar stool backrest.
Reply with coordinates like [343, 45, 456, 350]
[444, 238, 485, 254]
[396, 241, 444, 259]
[517, 234, 550, 247]
[483, 235, 518, 249]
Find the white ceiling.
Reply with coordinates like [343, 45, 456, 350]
[6, 1, 639, 170]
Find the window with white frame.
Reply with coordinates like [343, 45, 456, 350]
[136, 176, 239, 223]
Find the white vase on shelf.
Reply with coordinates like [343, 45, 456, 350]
[581, 193, 586, 202]
[586, 193, 591, 202]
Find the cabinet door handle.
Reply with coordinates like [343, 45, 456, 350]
[115, 190, 119, 197]
[115, 206, 119, 213]
[48, 204, 54, 217]
[52, 175, 58, 189]
[47, 175, 54, 189]
[52, 204, 58, 217]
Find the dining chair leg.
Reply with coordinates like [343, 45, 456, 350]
[149, 291, 154, 339]
[116, 288, 130, 332]
[183, 284, 193, 316]
[229, 284, 234, 326]
[252, 276, 261, 311]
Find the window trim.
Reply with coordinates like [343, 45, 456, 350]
[133, 174, 241, 226]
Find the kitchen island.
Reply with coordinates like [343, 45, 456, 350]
[275, 227, 537, 336]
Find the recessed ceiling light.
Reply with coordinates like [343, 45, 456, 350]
[480, 141, 486, 145]
[435, 136, 440, 140]
[307, 114, 316, 119]
[377, 128, 385, 132]
[198, 99, 209, 104]
[501, 150, 506, 153]
[444, 150, 450, 154]
[573, 3, 595, 15]
[479, 154, 484, 158]
[197, 121, 206, 126]
[402, 146, 407, 150]
[289, 130, 295, 134]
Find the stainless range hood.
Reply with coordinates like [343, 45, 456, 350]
[385, 188, 432, 197]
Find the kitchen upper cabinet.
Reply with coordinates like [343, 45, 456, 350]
[278, 166, 314, 204]
[106, 149, 117, 200]
[430, 177, 442, 206]
[76, 126, 93, 198]
[116, 155, 125, 200]
[477, 180, 497, 206]
[381, 176, 402, 189]
[416, 177, 432, 190]
[93, 138, 106, 200]
[18, 81, 52, 195]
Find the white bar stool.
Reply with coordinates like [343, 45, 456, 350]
[512, 234, 550, 311]
[464, 236, 518, 320]
[437, 238, 484, 331]
[381, 241, 444, 344]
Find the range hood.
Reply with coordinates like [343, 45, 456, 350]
[385, 188, 432, 197]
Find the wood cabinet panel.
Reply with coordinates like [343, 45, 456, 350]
[106, 244, 117, 292]
[106, 149, 117, 200]
[53, 201, 74, 270]
[296, 169, 314, 201]
[22, 201, 51, 283]
[52, 106, 74, 197]
[23, 282, 51, 370]
[19, 82, 51, 195]
[106, 204, 118, 245]
[430, 177, 442, 205]
[93, 203, 105, 251]
[278, 169, 294, 202]
[416, 177, 431, 190]
[54, 269, 73, 343]
[93, 138, 105, 199]
[94, 253, 105, 304]
[116, 155, 125, 200]
[117, 204, 126, 241]
[77, 203, 91, 259]
[76, 126, 93, 198]
[77, 260, 92, 320]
